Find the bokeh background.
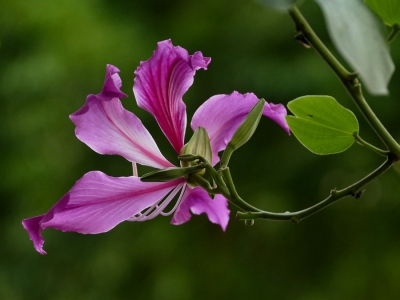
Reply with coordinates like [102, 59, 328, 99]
[2, 0, 400, 299]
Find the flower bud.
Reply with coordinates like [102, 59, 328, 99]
[229, 99, 264, 151]
[221, 99, 265, 166]
[180, 127, 212, 168]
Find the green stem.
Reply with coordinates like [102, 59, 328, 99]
[354, 133, 389, 156]
[184, 156, 262, 212]
[220, 144, 234, 168]
[181, 155, 395, 223]
[288, 6, 356, 81]
[190, 174, 217, 193]
[344, 80, 400, 157]
[388, 24, 400, 44]
[288, 6, 400, 159]
[195, 157, 234, 201]
[220, 167, 262, 213]
[236, 156, 395, 222]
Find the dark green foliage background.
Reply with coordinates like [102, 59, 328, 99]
[2, 0, 400, 299]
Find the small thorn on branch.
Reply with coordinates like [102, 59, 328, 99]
[294, 32, 311, 49]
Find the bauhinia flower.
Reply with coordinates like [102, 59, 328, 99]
[22, 40, 290, 254]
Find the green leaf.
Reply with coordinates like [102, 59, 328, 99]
[258, 0, 298, 10]
[314, 0, 394, 95]
[365, 0, 400, 26]
[286, 95, 359, 155]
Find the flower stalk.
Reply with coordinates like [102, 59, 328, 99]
[179, 153, 394, 223]
[236, 156, 395, 222]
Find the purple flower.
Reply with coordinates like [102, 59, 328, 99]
[22, 40, 289, 254]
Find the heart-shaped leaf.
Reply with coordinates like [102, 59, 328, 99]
[286, 95, 359, 154]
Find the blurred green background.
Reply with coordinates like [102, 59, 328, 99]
[2, 0, 400, 299]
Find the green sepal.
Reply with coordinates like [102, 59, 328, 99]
[203, 169, 216, 199]
[180, 127, 212, 167]
[140, 165, 204, 182]
[220, 99, 265, 166]
[229, 98, 265, 150]
[178, 154, 201, 162]
[286, 95, 359, 155]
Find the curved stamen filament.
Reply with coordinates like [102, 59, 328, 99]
[128, 183, 185, 222]
[160, 184, 187, 216]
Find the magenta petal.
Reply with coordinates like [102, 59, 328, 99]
[22, 193, 71, 255]
[100, 64, 128, 100]
[23, 171, 184, 254]
[191, 91, 289, 164]
[70, 95, 173, 169]
[22, 215, 48, 255]
[133, 39, 211, 153]
[262, 102, 290, 135]
[171, 187, 230, 231]
[43, 172, 183, 233]
[71, 65, 172, 169]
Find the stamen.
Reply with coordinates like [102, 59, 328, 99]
[127, 183, 184, 222]
[160, 185, 187, 216]
[141, 185, 183, 220]
[132, 162, 138, 177]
